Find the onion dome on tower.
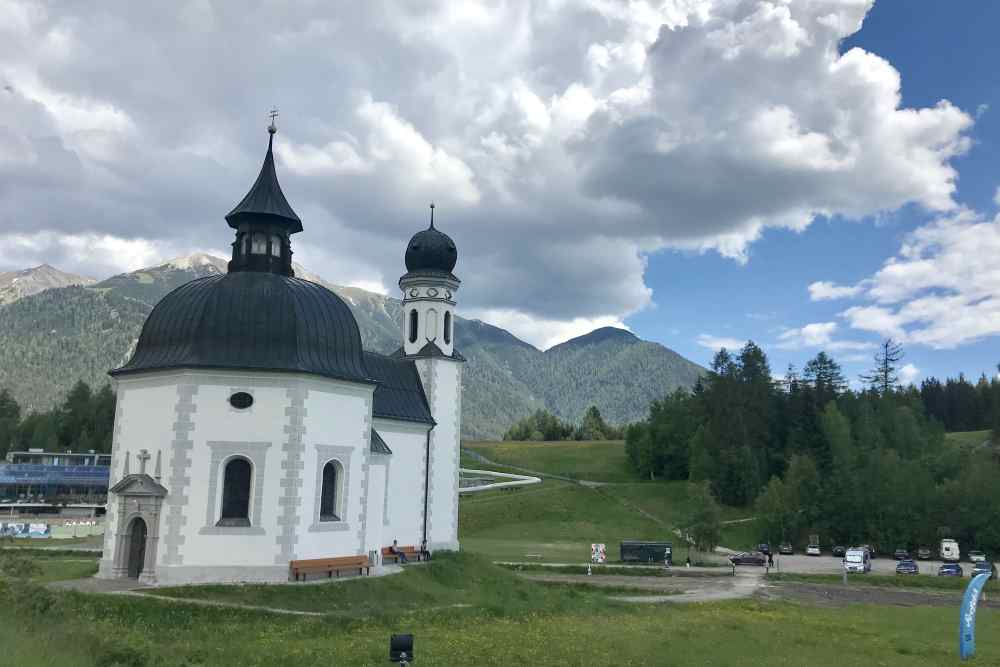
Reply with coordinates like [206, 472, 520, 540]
[111, 119, 371, 384]
[403, 203, 458, 276]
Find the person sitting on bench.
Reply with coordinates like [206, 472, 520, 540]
[389, 539, 408, 563]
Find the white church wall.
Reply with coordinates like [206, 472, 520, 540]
[99, 378, 179, 578]
[365, 460, 387, 562]
[415, 359, 463, 551]
[293, 381, 374, 560]
[165, 372, 291, 573]
[376, 418, 429, 549]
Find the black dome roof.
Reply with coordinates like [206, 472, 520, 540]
[112, 272, 371, 383]
[404, 225, 457, 274]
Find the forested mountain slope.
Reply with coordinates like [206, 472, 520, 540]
[0, 255, 704, 438]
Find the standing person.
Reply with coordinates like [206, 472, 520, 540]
[767, 551, 774, 568]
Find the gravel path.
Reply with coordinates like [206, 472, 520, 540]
[520, 570, 764, 604]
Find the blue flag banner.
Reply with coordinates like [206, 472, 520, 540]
[960, 572, 991, 660]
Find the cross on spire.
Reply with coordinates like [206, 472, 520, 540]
[268, 107, 279, 135]
[429, 202, 435, 229]
[138, 449, 151, 475]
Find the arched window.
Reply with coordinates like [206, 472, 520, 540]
[270, 235, 282, 257]
[426, 308, 438, 339]
[319, 461, 341, 521]
[251, 232, 268, 255]
[217, 457, 252, 527]
[408, 309, 418, 344]
[444, 311, 452, 345]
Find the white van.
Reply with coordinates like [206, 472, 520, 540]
[940, 539, 960, 562]
[844, 548, 871, 573]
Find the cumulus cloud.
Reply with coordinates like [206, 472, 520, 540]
[776, 321, 875, 351]
[834, 209, 1000, 348]
[808, 280, 865, 301]
[0, 0, 977, 346]
[899, 363, 920, 386]
[696, 333, 747, 352]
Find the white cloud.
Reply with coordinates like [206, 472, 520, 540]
[899, 363, 920, 386]
[837, 209, 1000, 348]
[776, 321, 875, 351]
[0, 0, 977, 336]
[465, 308, 628, 351]
[808, 280, 865, 301]
[696, 334, 747, 352]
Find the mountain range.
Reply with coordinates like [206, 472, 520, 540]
[0, 254, 705, 439]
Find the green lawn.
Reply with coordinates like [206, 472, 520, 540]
[459, 480, 689, 563]
[3, 559, 999, 665]
[464, 440, 637, 482]
[945, 430, 991, 448]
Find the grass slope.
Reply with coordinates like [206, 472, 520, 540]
[465, 440, 635, 482]
[945, 430, 992, 448]
[3, 568, 998, 665]
[460, 440, 758, 561]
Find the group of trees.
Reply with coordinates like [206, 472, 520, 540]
[626, 338, 1000, 553]
[0, 381, 115, 458]
[919, 370, 1000, 434]
[503, 406, 624, 441]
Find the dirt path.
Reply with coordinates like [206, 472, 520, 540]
[520, 571, 764, 604]
[761, 580, 1000, 609]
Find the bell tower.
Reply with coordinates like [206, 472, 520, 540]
[399, 204, 460, 356]
[399, 204, 463, 551]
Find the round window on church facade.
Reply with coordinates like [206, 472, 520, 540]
[229, 392, 254, 410]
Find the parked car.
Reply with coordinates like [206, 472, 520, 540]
[971, 561, 997, 580]
[969, 550, 987, 563]
[730, 552, 766, 566]
[779, 543, 793, 555]
[940, 538, 960, 562]
[832, 545, 846, 558]
[758, 543, 771, 556]
[806, 544, 821, 556]
[860, 544, 876, 558]
[893, 548, 910, 561]
[938, 563, 964, 577]
[844, 547, 871, 573]
[916, 546, 932, 560]
[896, 559, 919, 575]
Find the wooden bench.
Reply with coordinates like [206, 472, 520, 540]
[289, 555, 371, 581]
[382, 545, 424, 564]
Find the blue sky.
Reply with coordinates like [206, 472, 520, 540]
[632, 1, 1000, 386]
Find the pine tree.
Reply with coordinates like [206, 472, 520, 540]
[0, 389, 20, 457]
[803, 351, 846, 407]
[860, 338, 904, 395]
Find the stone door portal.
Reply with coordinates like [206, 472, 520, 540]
[127, 517, 148, 579]
[108, 472, 167, 583]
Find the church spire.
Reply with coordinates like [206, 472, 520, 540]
[226, 114, 301, 277]
[225, 112, 302, 233]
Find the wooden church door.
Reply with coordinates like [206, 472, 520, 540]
[127, 517, 147, 579]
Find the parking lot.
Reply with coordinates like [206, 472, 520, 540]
[761, 552, 955, 577]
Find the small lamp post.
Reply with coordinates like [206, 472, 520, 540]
[390, 634, 414, 665]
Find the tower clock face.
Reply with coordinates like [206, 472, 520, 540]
[427, 287, 439, 297]
[409, 288, 419, 298]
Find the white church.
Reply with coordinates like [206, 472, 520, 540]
[97, 123, 464, 585]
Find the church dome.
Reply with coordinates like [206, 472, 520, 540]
[112, 271, 371, 383]
[404, 224, 457, 274]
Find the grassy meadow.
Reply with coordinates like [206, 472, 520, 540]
[2, 553, 998, 665]
[944, 430, 992, 448]
[460, 439, 757, 563]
